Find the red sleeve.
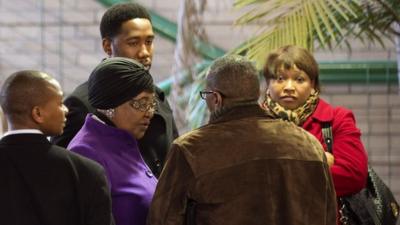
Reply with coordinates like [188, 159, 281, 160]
[330, 107, 368, 196]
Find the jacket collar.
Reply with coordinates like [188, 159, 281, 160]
[3, 129, 43, 137]
[84, 114, 137, 143]
[309, 98, 334, 122]
[0, 133, 50, 146]
[210, 103, 274, 124]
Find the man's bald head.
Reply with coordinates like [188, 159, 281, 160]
[0, 70, 61, 127]
[206, 55, 260, 105]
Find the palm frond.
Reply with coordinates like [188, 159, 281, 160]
[231, 0, 364, 66]
[187, 65, 211, 128]
[233, 0, 266, 8]
[186, 0, 400, 129]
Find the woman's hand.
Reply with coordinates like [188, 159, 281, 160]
[325, 152, 335, 167]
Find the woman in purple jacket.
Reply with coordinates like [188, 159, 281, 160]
[68, 57, 157, 225]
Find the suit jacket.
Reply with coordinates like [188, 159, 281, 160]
[0, 133, 114, 225]
[50, 81, 179, 178]
[148, 104, 337, 225]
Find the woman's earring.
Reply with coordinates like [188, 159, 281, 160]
[105, 109, 115, 119]
[311, 89, 316, 95]
[99, 108, 115, 119]
[265, 89, 270, 97]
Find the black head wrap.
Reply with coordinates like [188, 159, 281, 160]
[88, 57, 154, 109]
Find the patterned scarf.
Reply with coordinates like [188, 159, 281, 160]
[262, 91, 319, 126]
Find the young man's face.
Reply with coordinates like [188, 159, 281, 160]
[39, 82, 68, 136]
[104, 18, 154, 70]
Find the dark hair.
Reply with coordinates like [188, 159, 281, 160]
[100, 3, 152, 39]
[0, 70, 57, 124]
[207, 55, 260, 103]
[263, 45, 320, 91]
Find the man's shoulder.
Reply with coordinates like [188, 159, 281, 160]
[263, 119, 319, 141]
[169, 127, 200, 149]
[172, 122, 229, 150]
[247, 119, 326, 162]
[50, 144, 104, 174]
[235, 117, 323, 152]
[271, 120, 325, 159]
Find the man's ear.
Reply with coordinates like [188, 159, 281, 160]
[102, 38, 112, 56]
[31, 106, 44, 124]
[215, 92, 224, 107]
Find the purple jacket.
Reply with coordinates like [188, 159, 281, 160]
[68, 114, 157, 225]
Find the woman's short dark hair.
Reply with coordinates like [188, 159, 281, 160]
[263, 45, 320, 91]
[100, 3, 152, 39]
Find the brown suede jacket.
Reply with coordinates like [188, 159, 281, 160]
[148, 104, 337, 225]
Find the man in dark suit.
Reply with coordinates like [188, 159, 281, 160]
[0, 70, 114, 225]
[50, 3, 178, 178]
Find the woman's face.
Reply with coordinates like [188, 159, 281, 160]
[267, 64, 315, 110]
[112, 91, 156, 139]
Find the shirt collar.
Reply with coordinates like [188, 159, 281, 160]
[3, 129, 43, 137]
[209, 103, 272, 124]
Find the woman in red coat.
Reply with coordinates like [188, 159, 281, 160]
[261, 45, 368, 224]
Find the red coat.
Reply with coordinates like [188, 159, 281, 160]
[302, 99, 368, 197]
